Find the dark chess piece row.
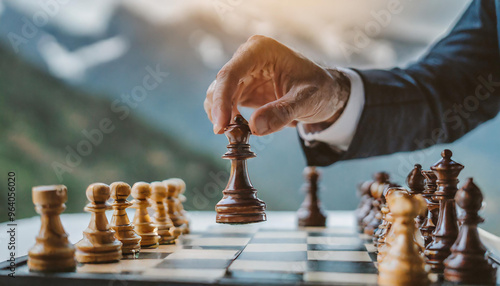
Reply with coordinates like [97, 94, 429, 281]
[27, 179, 189, 272]
[356, 149, 497, 285]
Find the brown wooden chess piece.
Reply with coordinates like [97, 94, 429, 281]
[215, 115, 266, 224]
[75, 183, 122, 263]
[164, 178, 186, 238]
[375, 193, 391, 249]
[420, 170, 439, 247]
[28, 185, 76, 272]
[109, 182, 141, 257]
[150, 181, 176, 244]
[378, 191, 430, 286]
[425, 149, 464, 273]
[297, 166, 327, 227]
[406, 164, 426, 228]
[444, 178, 496, 284]
[131, 182, 160, 248]
[356, 179, 374, 232]
[362, 172, 390, 235]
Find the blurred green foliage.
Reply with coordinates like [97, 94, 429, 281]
[0, 44, 225, 221]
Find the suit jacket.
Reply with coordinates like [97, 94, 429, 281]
[300, 0, 500, 166]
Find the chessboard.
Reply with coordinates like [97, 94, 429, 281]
[2, 222, 500, 286]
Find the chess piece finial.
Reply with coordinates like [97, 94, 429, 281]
[75, 183, 122, 263]
[378, 191, 430, 286]
[131, 182, 160, 248]
[420, 170, 439, 246]
[444, 178, 496, 284]
[109, 182, 141, 256]
[28, 185, 76, 272]
[150, 181, 176, 244]
[297, 166, 327, 227]
[215, 114, 266, 224]
[425, 149, 464, 273]
[406, 164, 425, 195]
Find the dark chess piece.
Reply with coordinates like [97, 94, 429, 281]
[375, 187, 392, 248]
[425, 149, 464, 273]
[109, 182, 142, 256]
[297, 166, 327, 227]
[356, 179, 374, 232]
[28, 185, 76, 272]
[215, 115, 266, 224]
[420, 170, 439, 247]
[406, 164, 426, 228]
[362, 172, 390, 234]
[444, 178, 496, 284]
[75, 183, 122, 263]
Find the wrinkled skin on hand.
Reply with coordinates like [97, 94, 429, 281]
[204, 35, 350, 136]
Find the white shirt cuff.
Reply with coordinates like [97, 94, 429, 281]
[298, 68, 365, 151]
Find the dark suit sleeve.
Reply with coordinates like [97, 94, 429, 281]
[300, 0, 500, 166]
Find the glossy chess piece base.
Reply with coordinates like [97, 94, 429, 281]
[216, 115, 266, 224]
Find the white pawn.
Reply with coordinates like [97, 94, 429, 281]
[378, 191, 429, 286]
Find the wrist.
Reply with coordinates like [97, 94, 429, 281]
[302, 68, 351, 134]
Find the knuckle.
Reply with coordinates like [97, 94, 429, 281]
[216, 67, 231, 80]
[247, 35, 273, 47]
[273, 101, 295, 121]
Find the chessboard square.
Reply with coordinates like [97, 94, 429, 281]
[244, 243, 307, 252]
[77, 263, 122, 274]
[253, 231, 307, 239]
[307, 232, 358, 237]
[200, 232, 255, 238]
[364, 243, 377, 253]
[208, 226, 258, 234]
[133, 252, 170, 260]
[181, 234, 202, 239]
[139, 244, 182, 254]
[180, 237, 251, 246]
[119, 259, 164, 271]
[157, 258, 231, 269]
[230, 260, 307, 273]
[303, 227, 356, 235]
[225, 270, 303, 283]
[78, 259, 162, 274]
[308, 244, 367, 251]
[307, 260, 378, 274]
[143, 268, 227, 281]
[249, 237, 307, 244]
[304, 271, 378, 284]
[166, 249, 239, 260]
[307, 251, 372, 262]
[237, 251, 307, 261]
[182, 245, 246, 251]
[307, 236, 363, 245]
[359, 233, 373, 241]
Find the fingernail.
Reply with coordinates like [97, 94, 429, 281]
[254, 117, 269, 135]
[213, 124, 222, 134]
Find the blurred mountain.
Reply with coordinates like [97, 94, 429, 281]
[3, 0, 500, 235]
[0, 42, 226, 220]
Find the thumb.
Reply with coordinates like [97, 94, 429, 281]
[249, 97, 297, 136]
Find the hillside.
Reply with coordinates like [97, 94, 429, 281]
[0, 43, 226, 220]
